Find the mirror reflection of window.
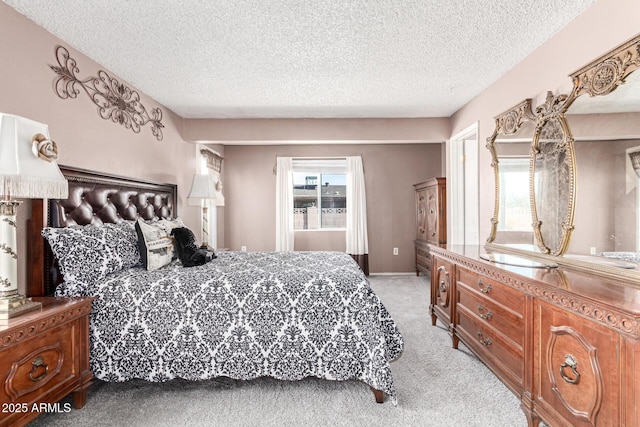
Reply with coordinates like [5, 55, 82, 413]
[498, 157, 531, 232]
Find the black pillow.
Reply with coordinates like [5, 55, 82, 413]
[170, 227, 216, 267]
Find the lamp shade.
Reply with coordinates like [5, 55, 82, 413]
[187, 174, 217, 200]
[0, 113, 68, 199]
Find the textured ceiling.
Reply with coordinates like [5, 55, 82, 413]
[4, 0, 596, 119]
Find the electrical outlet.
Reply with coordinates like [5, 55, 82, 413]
[393, 247, 398, 255]
[241, 246, 247, 252]
[590, 247, 596, 255]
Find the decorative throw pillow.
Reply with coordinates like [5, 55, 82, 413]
[42, 221, 141, 286]
[170, 227, 216, 267]
[134, 218, 185, 270]
[150, 218, 186, 236]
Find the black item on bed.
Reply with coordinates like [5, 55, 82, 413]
[171, 226, 216, 267]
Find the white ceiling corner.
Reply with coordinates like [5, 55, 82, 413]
[3, 0, 597, 119]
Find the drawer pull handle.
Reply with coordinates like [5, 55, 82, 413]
[419, 228, 425, 235]
[29, 356, 49, 382]
[560, 354, 580, 385]
[431, 232, 436, 237]
[478, 280, 492, 294]
[477, 305, 493, 320]
[430, 209, 434, 214]
[439, 280, 447, 293]
[477, 331, 492, 346]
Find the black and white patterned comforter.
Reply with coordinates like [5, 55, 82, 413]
[56, 251, 404, 402]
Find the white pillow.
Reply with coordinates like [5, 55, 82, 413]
[134, 218, 184, 270]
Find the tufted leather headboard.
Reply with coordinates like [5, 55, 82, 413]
[27, 166, 177, 297]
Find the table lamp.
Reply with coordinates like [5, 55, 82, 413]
[187, 174, 217, 249]
[0, 113, 68, 319]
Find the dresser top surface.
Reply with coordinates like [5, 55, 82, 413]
[431, 245, 640, 316]
[0, 297, 93, 332]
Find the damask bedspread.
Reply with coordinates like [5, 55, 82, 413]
[55, 251, 404, 402]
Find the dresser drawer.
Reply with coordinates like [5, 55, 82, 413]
[457, 267, 524, 314]
[457, 307, 524, 383]
[415, 242, 431, 273]
[534, 301, 620, 427]
[416, 256, 430, 272]
[0, 323, 77, 405]
[457, 282, 524, 347]
[416, 245, 429, 262]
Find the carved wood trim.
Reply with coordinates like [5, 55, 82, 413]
[436, 265, 451, 309]
[568, 34, 640, 102]
[429, 247, 640, 337]
[5, 343, 65, 401]
[0, 300, 93, 349]
[547, 325, 604, 424]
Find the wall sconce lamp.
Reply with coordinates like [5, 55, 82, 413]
[187, 174, 217, 249]
[629, 150, 640, 178]
[0, 113, 68, 319]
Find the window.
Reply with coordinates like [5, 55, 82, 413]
[292, 159, 347, 230]
[498, 157, 531, 231]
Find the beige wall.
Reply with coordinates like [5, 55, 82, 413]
[0, 3, 199, 293]
[570, 139, 640, 254]
[222, 143, 442, 273]
[567, 113, 640, 253]
[452, 0, 640, 244]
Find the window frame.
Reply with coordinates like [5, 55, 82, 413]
[291, 159, 347, 232]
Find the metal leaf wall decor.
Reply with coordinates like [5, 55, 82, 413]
[50, 45, 164, 141]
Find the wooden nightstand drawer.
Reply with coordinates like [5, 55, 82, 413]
[0, 297, 93, 427]
[1, 323, 76, 404]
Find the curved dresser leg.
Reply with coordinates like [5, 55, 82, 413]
[525, 410, 541, 427]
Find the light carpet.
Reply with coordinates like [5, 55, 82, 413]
[29, 274, 527, 427]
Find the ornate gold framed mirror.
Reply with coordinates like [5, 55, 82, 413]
[530, 92, 576, 256]
[486, 99, 536, 245]
[486, 32, 640, 284]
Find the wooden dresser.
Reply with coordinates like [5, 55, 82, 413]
[414, 178, 446, 276]
[430, 245, 640, 427]
[0, 297, 93, 427]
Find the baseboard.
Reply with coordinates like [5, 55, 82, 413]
[369, 272, 417, 276]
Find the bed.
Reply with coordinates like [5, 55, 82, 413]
[26, 166, 404, 404]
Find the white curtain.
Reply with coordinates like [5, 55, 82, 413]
[199, 146, 224, 249]
[275, 157, 294, 251]
[346, 156, 369, 274]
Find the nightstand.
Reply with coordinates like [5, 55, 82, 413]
[0, 297, 93, 427]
